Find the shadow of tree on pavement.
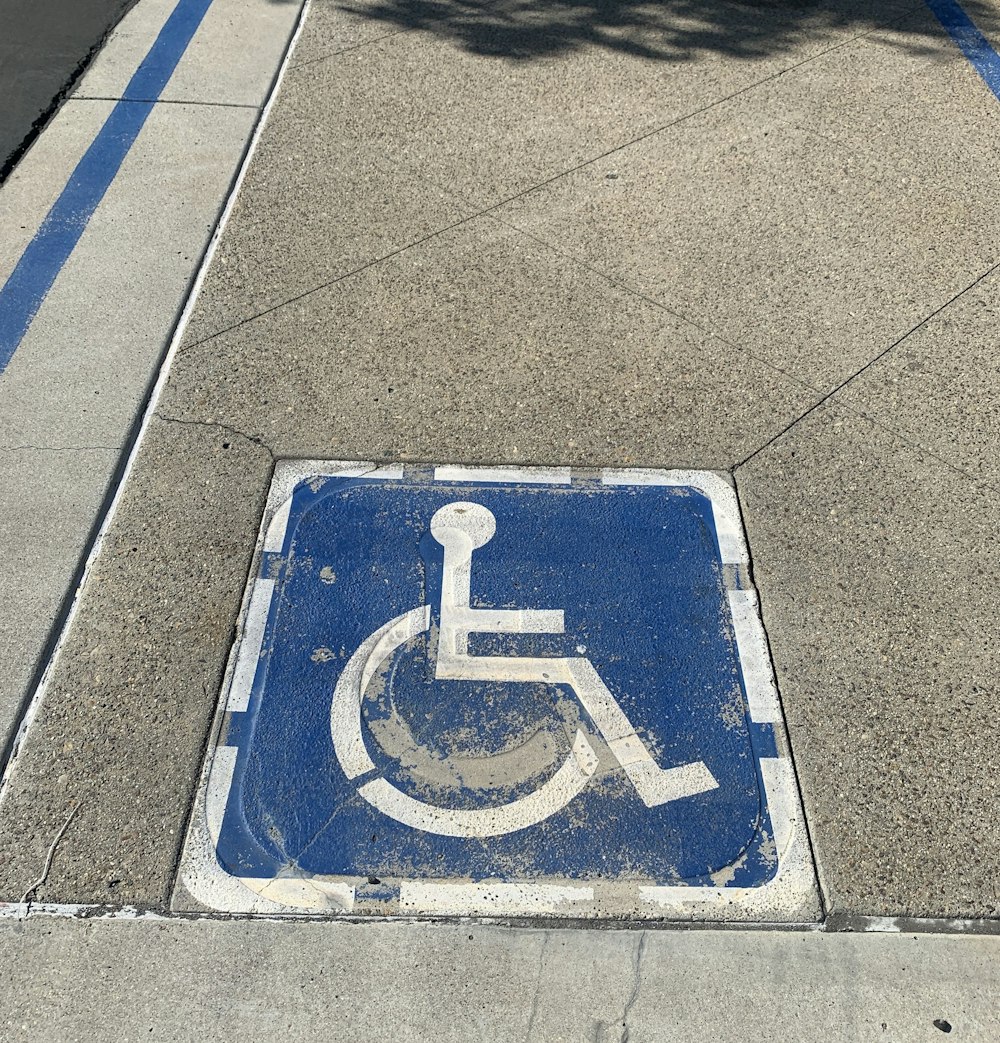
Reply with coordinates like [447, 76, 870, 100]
[332, 0, 996, 65]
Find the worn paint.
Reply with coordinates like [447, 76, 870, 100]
[177, 463, 818, 921]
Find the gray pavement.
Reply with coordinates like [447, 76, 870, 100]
[0, 0, 999, 1033]
[1, 918, 998, 1041]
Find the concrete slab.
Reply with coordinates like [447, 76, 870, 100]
[0, 918, 997, 1041]
[168, 217, 820, 467]
[74, 0, 302, 107]
[177, 63, 475, 346]
[0, 99, 257, 450]
[497, 87, 1000, 394]
[736, 402, 1000, 919]
[836, 261, 1000, 489]
[288, 0, 431, 69]
[271, 0, 922, 212]
[0, 448, 117, 769]
[0, 418, 272, 906]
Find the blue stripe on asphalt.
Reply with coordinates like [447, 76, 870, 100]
[925, 0, 1000, 98]
[0, 0, 214, 375]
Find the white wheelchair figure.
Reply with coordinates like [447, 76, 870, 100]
[331, 502, 718, 837]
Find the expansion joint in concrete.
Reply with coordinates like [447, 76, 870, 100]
[287, 27, 414, 72]
[74, 96, 260, 110]
[732, 255, 1000, 485]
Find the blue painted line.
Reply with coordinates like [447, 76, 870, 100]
[0, 0, 214, 375]
[925, 0, 1000, 98]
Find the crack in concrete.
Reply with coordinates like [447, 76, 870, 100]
[522, 930, 549, 1043]
[732, 256, 1000, 488]
[17, 805, 79, 917]
[155, 414, 277, 464]
[618, 931, 646, 1043]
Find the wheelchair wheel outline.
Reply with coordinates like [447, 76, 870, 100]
[331, 605, 600, 838]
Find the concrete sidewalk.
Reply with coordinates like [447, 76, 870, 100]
[0, 0, 998, 1034]
[2, 918, 997, 1041]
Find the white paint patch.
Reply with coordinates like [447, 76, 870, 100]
[331, 603, 597, 837]
[358, 732, 598, 838]
[263, 499, 292, 553]
[728, 589, 781, 724]
[399, 881, 594, 916]
[226, 579, 275, 712]
[434, 465, 572, 485]
[332, 606, 430, 781]
[864, 917, 903, 933]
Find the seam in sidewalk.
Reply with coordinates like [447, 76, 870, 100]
[287, 26, 413, 70]
[726, 467, 831, 922]
[73, 95, 259, 109]
[731, 258, 1000, 482]
[484, 210, 824, 392]
[442, 19, 906, 209]
[489, 209, 1000, 495]
[177, 17, 906, 354]
[177, 211, 481, 351]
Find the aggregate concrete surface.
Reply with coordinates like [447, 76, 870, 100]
[1, 0, 999, 1033]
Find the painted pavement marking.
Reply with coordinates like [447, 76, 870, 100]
[924, 0, 1000, 99]
[0, 0, 215, 374]
[176, 463, 818, 921]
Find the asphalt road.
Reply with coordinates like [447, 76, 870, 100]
[0, 0, 136, 181]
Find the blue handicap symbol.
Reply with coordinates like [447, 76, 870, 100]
[215, 469, 782, 892]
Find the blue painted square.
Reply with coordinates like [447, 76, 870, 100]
[215, 470, 781, 894]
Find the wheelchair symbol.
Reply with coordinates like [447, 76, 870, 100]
[331, 502, 718, 837]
